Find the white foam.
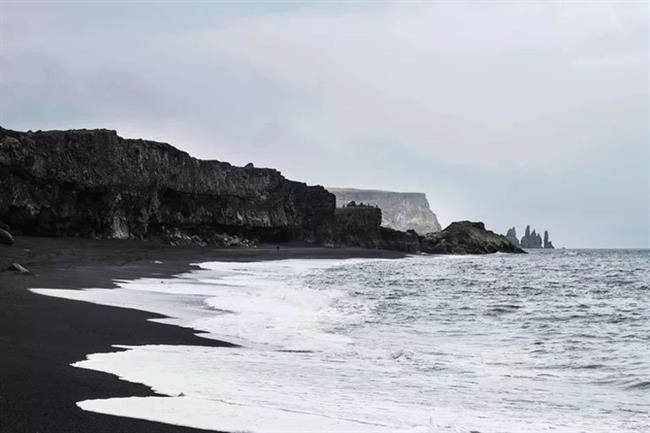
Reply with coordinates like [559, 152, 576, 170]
[31, 256, 649, 433]
[30, 287, 215, 330]
[79, 396, 394, 433]
[72, 344, 589, 433]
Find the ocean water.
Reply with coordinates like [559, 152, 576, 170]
[33, 249, 650, 433]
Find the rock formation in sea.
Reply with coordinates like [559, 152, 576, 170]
[327, 188, 442, 234]
[543, 230, 555, 249]
[0, 126, 524, 254]
[520, 225, 543, 248]
[420, 221, 524, 254]
[506, 227, 520, 248]
[518, 225, 555, 249]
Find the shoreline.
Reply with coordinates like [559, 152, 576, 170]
[0, 236, 405, 433]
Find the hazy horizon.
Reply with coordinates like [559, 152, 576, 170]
[1, 1, 648, 248]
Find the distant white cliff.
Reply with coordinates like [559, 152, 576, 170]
[327, 188, 442, 234]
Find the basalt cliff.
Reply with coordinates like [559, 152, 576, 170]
[0, 127, 334, 244]
[327, 188, 441, 234]
[0, 127, 523, 254]
[332, 204, 523, 254]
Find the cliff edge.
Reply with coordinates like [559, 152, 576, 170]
[0, 126, 524, 255]
[0, 127, 335, 243]
[327, 187, 441, 234]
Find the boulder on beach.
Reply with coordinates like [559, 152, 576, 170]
[7, 263, 30, 273]
[0, 228, 14, 245]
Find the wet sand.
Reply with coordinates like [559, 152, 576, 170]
[0, 236, 404, 432]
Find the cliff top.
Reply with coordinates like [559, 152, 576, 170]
[0, 126, 280, 174]
[327, 187, 426, 197]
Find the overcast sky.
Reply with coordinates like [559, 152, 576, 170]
[1, 1, 648, 247]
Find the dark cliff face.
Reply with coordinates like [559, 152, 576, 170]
[331, 209, 524, 254]
[0, 127, 335, 243]
[333, 206, 383, 248]
[0, 126, 529, 254]
[380, 227, 421, 254]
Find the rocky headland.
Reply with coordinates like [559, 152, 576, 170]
[328, 187, 441, 234]
[420, 221, 524, 254]
[0, 126, 523, 255]
[0, 127, 334, 245]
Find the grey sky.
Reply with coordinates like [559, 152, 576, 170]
[1, 1, 648, 247]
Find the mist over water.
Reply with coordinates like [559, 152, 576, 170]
[34, 250, 650, 432]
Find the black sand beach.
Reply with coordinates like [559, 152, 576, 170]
[0, 237, 404, 433]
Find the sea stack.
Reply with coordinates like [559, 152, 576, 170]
[543, 230, 555, 249]
[520, 225, 543, 248]
[518, 225, 555, 249]
[506, 227, 520, 248]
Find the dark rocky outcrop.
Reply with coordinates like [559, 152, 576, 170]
[505, 227, 520, 248]
[333, 210, 522, 254]
[543, 230, 554, 249]
[330, 205, 419, 253]
[420, 221, 525, 254]
[520, 225, 543, 249]
[0, 126, 526, 255]
[380, 227, 421, 254]
[328, 187, 441, 234]
[6, 263, 30, 274]
[518, 225, 555, 249]
[0, 127, 335, 244]
[333, 205, 382, 249]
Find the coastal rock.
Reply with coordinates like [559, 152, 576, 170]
[0, 228, 14, 245]
[332, 210, 519, 255]
[0, 127, 335, 244]
[543, 230, 555, 249]
[156, 228, 256, 248]
[333, 204, 382, 249]
[7, 263, 30, 273]
[380, 227, 421, 254]
[0, 126, 528, 255]
[420, 221, 526, 254]
[328, 188, 441, 234]
[520, 225, 543, 249]
[505, 227, 520, 248]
